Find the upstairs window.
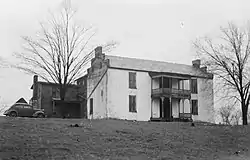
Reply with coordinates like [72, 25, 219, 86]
[129, 95, 137, 113]
[52, 87, 60, 98]
[191, 79, 198, 94]
[129, 72, 136, 89]
[191, 100, 198, 115]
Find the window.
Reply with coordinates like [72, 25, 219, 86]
[52, 87, 60, 98]
[15, 104, 23, 108]
[90, 98, 93, 115]
[191, 79, 198, 94]
[52, 87, 56, 98]
[129, 95, 137, 113]
[191, 100, 198, 115]
[129, 72, 136, 89]
[23, 105, 32, 109]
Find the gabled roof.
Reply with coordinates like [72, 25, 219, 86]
[15, 98, 27, 104]
[105, 55, 213, 79]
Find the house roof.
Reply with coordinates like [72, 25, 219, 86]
[15, 98, 28, 104]
[30, 81, 79, 89]
[105, 55, 213, 79]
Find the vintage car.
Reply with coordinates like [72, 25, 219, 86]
[3, 103, 45, 118]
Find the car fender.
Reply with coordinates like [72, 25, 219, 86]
[32, 111, 45, 117]
[4, 109, 18, 115]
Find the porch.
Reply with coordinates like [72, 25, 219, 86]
[149, 73, 193, 122]
[150, 97, 192, 122]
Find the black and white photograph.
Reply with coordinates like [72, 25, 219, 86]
[0, 0, 250, 159]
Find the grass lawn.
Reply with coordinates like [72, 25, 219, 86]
[0, 116, 250, 160]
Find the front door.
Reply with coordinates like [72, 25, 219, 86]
[159, 98, 171, 119]
[163, 98, 171, 119]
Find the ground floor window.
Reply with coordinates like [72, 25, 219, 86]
[191, 100, 198, 115]
[90, 98, 93, 115]
[129, 95, 137, 113]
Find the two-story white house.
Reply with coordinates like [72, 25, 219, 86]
[77, 46, 215, 123]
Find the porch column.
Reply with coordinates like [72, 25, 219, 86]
[160, 96, 165, 117]
[182, 99, 184, 113]
[161, 76, 163, 89]
[182, 80, 184, 90]
[170, 97, 172, 119]
[151, 98, 153, 118]
[178, 99, 180, 118]
[189, 99, 192, 114]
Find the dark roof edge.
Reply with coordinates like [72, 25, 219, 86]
[108, 66, 213, 79]
[31, 81, 79, 89]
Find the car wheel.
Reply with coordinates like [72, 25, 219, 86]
[37, 113, 45, 118]
[9, 112, 17, 117]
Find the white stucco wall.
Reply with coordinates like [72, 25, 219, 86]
[192, 78, 214, 123]
[172, 98, 179, 118]
[87, 73, 108, 119]
[152, 98, 160, 118]
[87, 57, 108, 119]
[107, 68, 151, 121]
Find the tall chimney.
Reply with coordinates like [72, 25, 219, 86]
[201, 66, 207, 72]
[192, 59, 201, 68]
[95, 46, 102, 58]
[33, 75, 38, 100]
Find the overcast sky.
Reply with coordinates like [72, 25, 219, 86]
[0, 0, 249, 107]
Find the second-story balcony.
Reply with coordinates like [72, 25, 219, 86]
[152, 88, 191, 99]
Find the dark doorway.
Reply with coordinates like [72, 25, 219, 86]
[54, 101, 81, 118]
[159, 98, 171, 119]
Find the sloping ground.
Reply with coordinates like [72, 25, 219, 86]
[0, 117, 250, 160]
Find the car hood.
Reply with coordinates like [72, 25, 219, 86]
[3, 110, 9, 114]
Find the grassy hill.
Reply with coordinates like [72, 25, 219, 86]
[0, 116, 250, 160]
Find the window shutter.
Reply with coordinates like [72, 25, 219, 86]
[133, 73, 136, 88]
[191, 100, 198, 115]
[133, 96, 136, 112]
[129, 72, 136, 89]
[129, 73, 132, 88]
[129, 95, 136, 112]
[191, 79, 198, 94]
[129, 96, 132, 112]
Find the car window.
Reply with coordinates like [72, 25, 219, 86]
[15, 105, 23, 108]
[23, 105, 32, 109]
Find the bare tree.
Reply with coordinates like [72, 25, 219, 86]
[219, 105, 234, 125]
[12, 0, 117, 100]
[0, 104, 8, 115]
[232, 109, 242, 125]
[194, 22, 250, 125]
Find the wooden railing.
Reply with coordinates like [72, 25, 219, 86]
[152, 88, 191, 99]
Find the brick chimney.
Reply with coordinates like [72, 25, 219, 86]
[201, 66, 207, 72]
[95, 46, 102, 58]
[33, 75, 38, 100]
[192, 59, 201, 68]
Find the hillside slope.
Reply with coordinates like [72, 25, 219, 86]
[0, 117, 250, 160]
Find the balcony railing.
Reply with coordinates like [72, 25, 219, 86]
[152, 88, 191, 99]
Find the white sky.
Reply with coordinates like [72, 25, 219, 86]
[0, 0, 249, 107]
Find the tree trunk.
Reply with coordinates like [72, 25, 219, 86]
[60, 86, 66, 101]
[242, 103, 248, 125]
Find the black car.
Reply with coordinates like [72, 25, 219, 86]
[3, 103, 45, 118]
